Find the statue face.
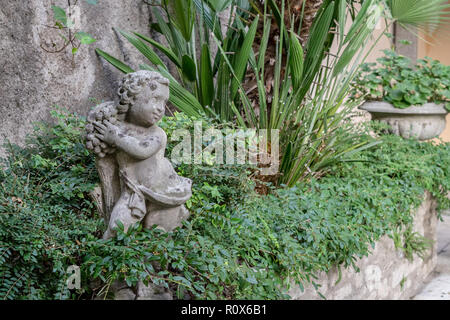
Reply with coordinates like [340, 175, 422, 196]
[129, 82, 169, 127]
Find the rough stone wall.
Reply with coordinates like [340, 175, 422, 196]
[0, 0, 151, 157]
[288, 192, 438, 300]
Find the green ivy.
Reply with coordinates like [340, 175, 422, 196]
[0, 108, 103, 299]
[82, 127, 450, 300]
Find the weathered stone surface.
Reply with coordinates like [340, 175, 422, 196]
[288, 191, 438, 300]
[413, 274, 450, 300]
[359, 102, 447, 140]
[87, 71, 192, 300]
[86, 71, 192, 239]
[136, 281, 173, 300]
[413, 216, 450, 300]
[114, 288, 137, 300]
[0, 1, 151, 157]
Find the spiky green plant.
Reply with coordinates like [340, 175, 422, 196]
[96, 0, 256, 122]
[222, 0, 450, 186]
[387, 0, 450, 33]
[96, 0, 450, 187]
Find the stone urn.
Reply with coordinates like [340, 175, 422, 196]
[359, 101, 448, 140]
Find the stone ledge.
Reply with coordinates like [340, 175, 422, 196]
[360, 102, 447, 115]
[288, 191, 438, 300]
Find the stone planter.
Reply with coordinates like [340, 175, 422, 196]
[359, 101, 447, 140]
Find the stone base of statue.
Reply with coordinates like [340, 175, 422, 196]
[94, 278, 173, 300]
[104, 281, 172, 300]
[135, 280, 173, 300]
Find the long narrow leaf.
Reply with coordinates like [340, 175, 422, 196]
[95, 49, 134, 74]
[193, 0, 223, 40]
[303, 2, 335, 73]
[337, 0, 347, 45]
[134, 32, 182, 68]
[230, 16, 259, 100]
[118, 29, 167, 69]
[199, 44, 214, 107]
[171, 0, 195, 41]
[289, 31, 304, 92]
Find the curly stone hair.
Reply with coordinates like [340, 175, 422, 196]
[86, 71, 169, 157]
[116, 70, 170, 121]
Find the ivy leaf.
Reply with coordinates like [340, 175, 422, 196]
[393, 100, 410, 109]
[125, 277, 133, 287]
[246, 274, 258, 284]
[54, 21, 65, 30]
[389, 89, 404, 101]
[441, 89, 450, 99]
[75, 32, 96, 44]
[172, 276, 191, 287]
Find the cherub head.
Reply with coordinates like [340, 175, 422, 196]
[116, 70, 170, 127]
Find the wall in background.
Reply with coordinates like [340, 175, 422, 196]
[417, 1, 450, 142]
[0, 1, 152, 157]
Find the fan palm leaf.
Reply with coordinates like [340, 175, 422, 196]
[387, 0, 450, 33]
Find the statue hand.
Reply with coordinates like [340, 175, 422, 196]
[94, 120, 120, 145]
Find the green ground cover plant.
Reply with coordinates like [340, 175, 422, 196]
[0, 110, 102, 299]
[0, 110, 448, 299]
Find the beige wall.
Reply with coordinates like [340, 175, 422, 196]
[364, 19, 393, 63]
[417, 3, 450, 142]
[330, 11, 393, 63]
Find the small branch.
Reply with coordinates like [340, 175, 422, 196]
[40, 42, 70, 53]
[4, 270, 27, 299]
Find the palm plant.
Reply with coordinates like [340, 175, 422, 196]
[96, 0, 257, 122]
[96, 0, 450, 187]
[243, 0, 324, 107]
[226, 0, 450, 186]
[387, 0, 450, 33]
[221, 0, 384, 186]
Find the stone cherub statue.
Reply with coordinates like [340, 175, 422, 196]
[86, 70, 192, 240]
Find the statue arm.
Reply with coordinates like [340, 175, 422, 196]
[114, 134, 162, 160]
[94, 120, 161, 160]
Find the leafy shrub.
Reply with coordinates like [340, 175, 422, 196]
[1, 111, 448, 300]
[351, 49, 450, 110]
[159, 112, 255, 206]
[0, 109, 254, 300]
[0, 109, 103, 299]
[83, 133, 450, 299]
